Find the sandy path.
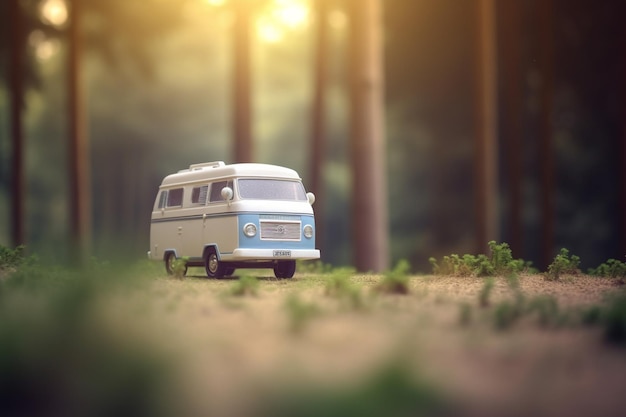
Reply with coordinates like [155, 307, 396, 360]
[128, 272, 626, 417]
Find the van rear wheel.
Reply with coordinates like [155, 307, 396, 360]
[165, 252, 187, 276]
[274, 260, 296, 279]
[164, 252, 175, 275]
[205, 250, 226, 278]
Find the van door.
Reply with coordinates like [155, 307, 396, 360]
[182, 185, 208, 259]
[202, 181, 237, 257]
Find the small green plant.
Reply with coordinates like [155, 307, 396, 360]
[324, 268, 363, 310]
[430, 241, 531, 277]
[0, 245, 27, 270]
[297, 260, 334, 274]
[171, 257, 188, 279]
[588, 258, 626, 282]
[376, 259, 411, 295]
[478, 277, 495, 308]
[602, 292, 626, 345]
[545, 248, 580, 281]
[493, 300, 522, 330]
[229, 275, 259, 296]
[458, 302, 472, 326]
[527, 295, 560, 327]
[284, 294, 319, 334]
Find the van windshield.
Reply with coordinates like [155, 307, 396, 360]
[238, 179, 307, 201]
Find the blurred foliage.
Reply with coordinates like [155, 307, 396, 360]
[0, 252, 183, 417]
[260, 359, 449, 417]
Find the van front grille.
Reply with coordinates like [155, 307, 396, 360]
[260, 221, 301, 241]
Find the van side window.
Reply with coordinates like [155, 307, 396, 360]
[166, 188, 183, 207]
[157, 190, 168, 209]
[191, 185, 209, 205]
[209, 180, 233, 203]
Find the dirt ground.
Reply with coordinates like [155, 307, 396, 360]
[123, 271, 626, 417]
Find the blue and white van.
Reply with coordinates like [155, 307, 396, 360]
[148, 161, 320, 278]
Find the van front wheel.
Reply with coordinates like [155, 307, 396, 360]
[274, 261, 296, 279]
[205, 250, 226, 278]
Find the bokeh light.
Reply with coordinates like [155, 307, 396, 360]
[40, 0, 68, 27]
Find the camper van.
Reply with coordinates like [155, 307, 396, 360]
[148, 161, 320, 278]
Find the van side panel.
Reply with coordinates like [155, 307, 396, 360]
[203, 214, 238, 257]
[150, 214, 182, 260]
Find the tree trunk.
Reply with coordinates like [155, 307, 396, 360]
[310, 0, 330, 257]
[347, 0, 389, 272]
[538, 0, 555, 269]
[474, 0, 499, 254]
[232, 0, 253, 163]
[499, 0, 524, 256]
[9, 0, 25, 247]
[68, 0, 92, 261]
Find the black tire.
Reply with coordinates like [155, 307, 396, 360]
[274, 260, 296, 279]
[205, 249, 226, 278]
[164, 252, 175, 275]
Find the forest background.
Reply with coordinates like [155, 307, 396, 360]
[0, 0, 624, 272]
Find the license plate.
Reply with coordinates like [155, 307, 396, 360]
[273, 250, 291, 257]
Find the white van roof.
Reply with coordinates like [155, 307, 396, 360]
[160, 161, 301, 187]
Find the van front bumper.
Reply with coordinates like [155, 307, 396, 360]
[224, 248, 320, 261]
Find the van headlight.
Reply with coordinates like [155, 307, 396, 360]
[243, 223, 257, 237]
[303, 224, 314, 239]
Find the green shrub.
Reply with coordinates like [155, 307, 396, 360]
[229, 275, 259, 296]
[0, 245, 28, 270]
[588, 258, 626, 279]
[429, 241, 531, 277]
[545, 248, 580, 281]
[376, 260, 411, 295]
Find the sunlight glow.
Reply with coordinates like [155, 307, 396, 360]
[29, 30, 60, 61]
[256, 0, 309, 43]
[40, 0, 68, 27]
[272, 0, 309, 28]
[257, 19, 283, 43]
[206, 0, 226, 6]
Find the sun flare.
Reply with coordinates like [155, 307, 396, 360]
[40, 0, 68, 27]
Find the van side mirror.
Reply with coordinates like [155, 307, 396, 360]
[221, 186, 234, 201]
[306, 192, 316, 205]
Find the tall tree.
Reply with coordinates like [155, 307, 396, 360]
[498, 0, 524, 256]
[474, 0, 499, 254]
[347, 0, 388, 272]
[9, 0, 25, 247]
[310, 0, 330, 256]
[232, 0, 253, 163]
[67, 0, 92, 261]
[537, 0, 555, 269]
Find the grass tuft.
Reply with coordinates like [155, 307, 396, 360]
[545, 248, 580, 281]
[376, 260, 411, 295]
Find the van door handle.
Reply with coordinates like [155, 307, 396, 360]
[177, 227, 182, 235]
[202, 213, 207, 226]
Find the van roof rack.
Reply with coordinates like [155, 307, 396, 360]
[189, 161, 225, 171]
